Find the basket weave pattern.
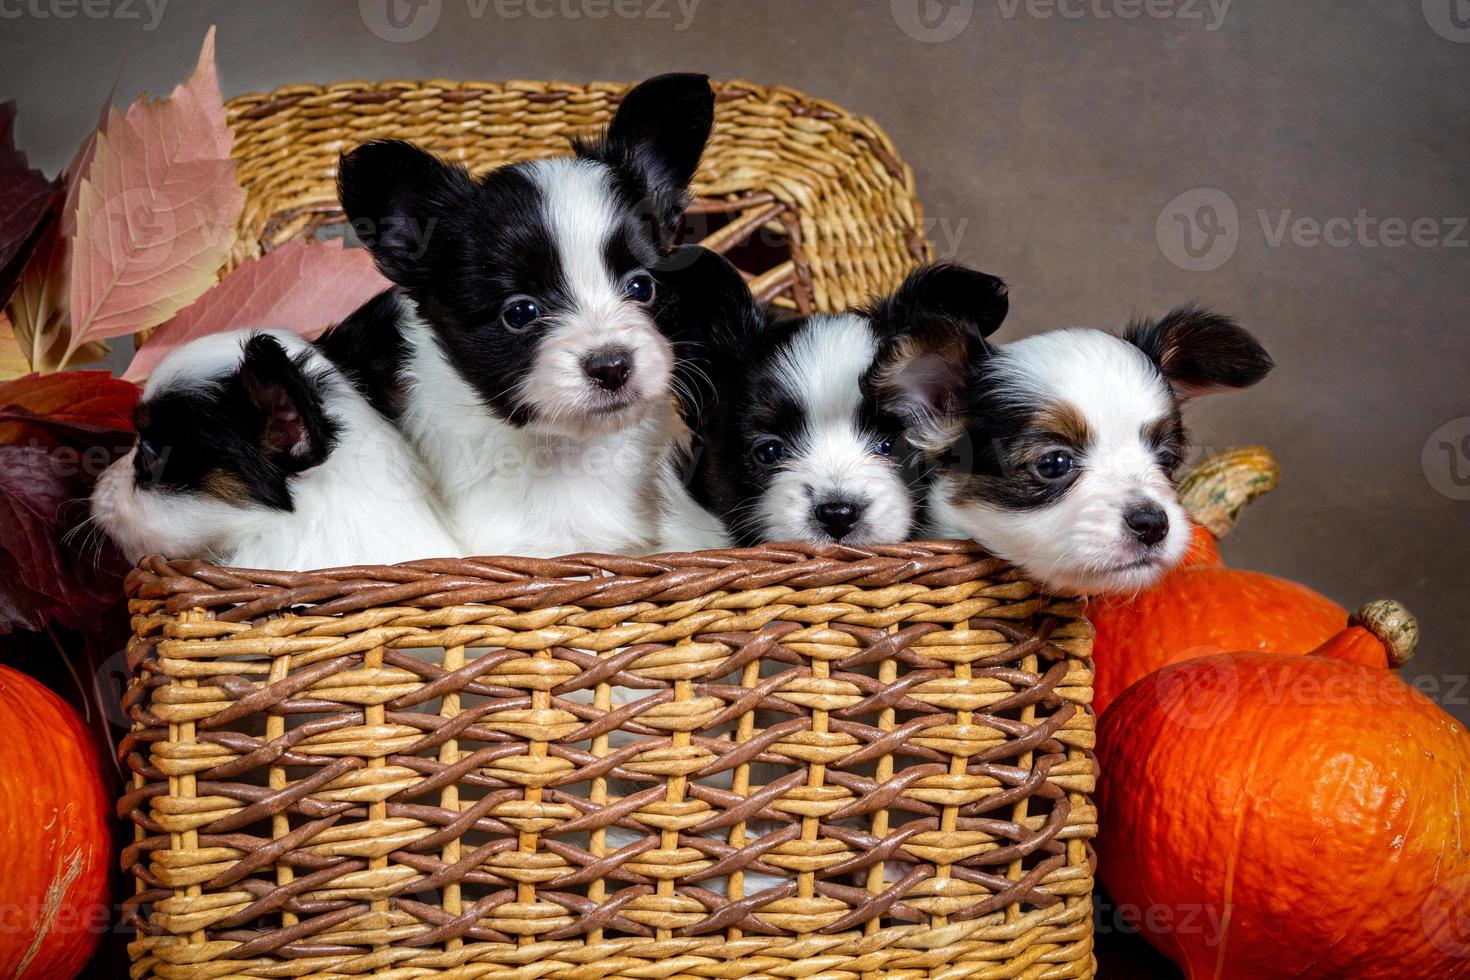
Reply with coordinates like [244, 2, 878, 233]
[119, 79, 1095, 978]
[224, 78, 932, 314]
[121, 545, 1097, 978]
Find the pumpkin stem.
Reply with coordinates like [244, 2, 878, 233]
[1177, 446, 1280, 541]
[1315, 599, 1419, 668]
[1350, 599, 1419, 668]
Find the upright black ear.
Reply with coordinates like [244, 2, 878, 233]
[1125, 305, 1274, 399]
[575, 73, 715, 236]
[880, 263, 1011, 340]
[237, 334, 337, 473]
[337, 139, 472, 290]
[865, 264, 1008, 449]
[655, 245, 764, 357]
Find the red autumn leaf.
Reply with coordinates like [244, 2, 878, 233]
[125, 239, 389, 380]
[6, 84, 115, 372]
[0, 370, 139, 436]
[0, 443, 131, 634]
[0, 101, 63, 310]
[0, 372, 138, 634]
[65, 27, 244, 359]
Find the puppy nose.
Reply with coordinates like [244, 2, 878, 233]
[814, 501, 862, 540]
[1124, 503, 1169, 546]
[582, 348, 632, 391]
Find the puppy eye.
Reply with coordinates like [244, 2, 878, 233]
[752, 438, 787, 466]
[874, 437, 895, 457]
[624, 272, 655, 305]
[134, 437, 164, 484]
[1030, 449, 1075, 482]
[501, 297, 541, 330]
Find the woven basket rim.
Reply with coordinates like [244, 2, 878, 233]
[227, 77, 878, 118]
[126, 540, 1022, 621]
[222, 75, 917, 201]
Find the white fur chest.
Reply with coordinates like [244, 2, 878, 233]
[400, 320, 671, 557]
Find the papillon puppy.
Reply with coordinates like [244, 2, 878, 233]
[667, 259, 1009, 549]
[91, 330, 457, 569]
[318, 73, 716, 558]
[923, 306, 1274, 595]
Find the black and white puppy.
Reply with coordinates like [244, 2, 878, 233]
[319, 73, 715, 557]
[665, 259, 1009, 549]
[925, 307, 1274, 595]
[90, 330, 457, 570]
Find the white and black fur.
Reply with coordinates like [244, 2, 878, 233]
[318, 73, 716, 557]
[926, 307, 1274, 595]
[670, 260, 1009, 549]
[91, 330, 457, 570]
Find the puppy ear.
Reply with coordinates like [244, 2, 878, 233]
[872, 336, 982, 453]
[654, 245, 766, 423]
[655, 246, 763, 356]
[1126, 305, 1274, 399]
[237, 334, 336, 473]
[881, 263, 1011, 339]
[575, 73, 714, 236]
[865, 264, 1007, 450]
[337, 139, 471, 290]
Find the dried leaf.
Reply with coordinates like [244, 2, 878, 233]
[6, 81, 116, 372]
[125, 240, 389, 380]
[6, 211, 69, 372]
[0, 310, 29, 380]
[0, 102, 64, 310]
[66, 27, 243, 360]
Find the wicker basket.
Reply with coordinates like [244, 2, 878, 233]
[117, 80, 1098, 979]
[224, 78, 932, 313]
[121, 545, 1097, 979]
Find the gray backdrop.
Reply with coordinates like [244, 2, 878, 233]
[4, 0, 1467, 718]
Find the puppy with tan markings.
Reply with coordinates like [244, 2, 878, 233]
[922, 306, 1274, 595]
[91, 330, 457, 570]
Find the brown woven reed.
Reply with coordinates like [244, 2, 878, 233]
[120, 542, 1098, 978]
[223, 79, 932, 314]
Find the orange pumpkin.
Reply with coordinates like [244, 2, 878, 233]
[1096, 601, 1470, 979]
[1087, 447, 1346, 714]
[0, 666, 112, 978]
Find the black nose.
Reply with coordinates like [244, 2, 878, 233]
[582, 348, 632, 392]
[1124, 503, 1169, 546]
[814, 501, 862, 540]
